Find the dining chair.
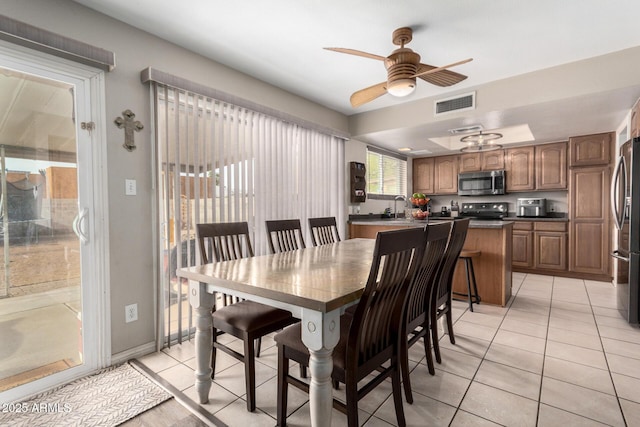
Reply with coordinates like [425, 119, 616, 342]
[274, 227, 426, 427]
[265, 219, 306, 253]
[308, 216, 341, 246]
[196, 222, 297, 412]
[430, 218, 470, 366]
[399, 221, 451, 404]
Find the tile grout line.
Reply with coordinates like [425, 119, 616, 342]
[129, 358, 227, 427]
[584, 280, 629, 427]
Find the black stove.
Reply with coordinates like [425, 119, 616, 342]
[458, 202, 508, 220]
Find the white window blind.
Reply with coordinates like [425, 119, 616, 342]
[152, 83, 346, 343]
[366, 146, 407, 198]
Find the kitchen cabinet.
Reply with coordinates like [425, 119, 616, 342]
[535, 142, 567, 190]
[569, 165, 611, 277]
[512, 226, 533, 268]
[459, 150, 504, 173]
[434, 155, 458, 194]
[412, 157, 435, 195]
[505, 146, 535, 192]
[534, 222, 567, 271]
[569, 132, 613, 167]
[511, 221, 567, 272]
[506, 143, 567, 192]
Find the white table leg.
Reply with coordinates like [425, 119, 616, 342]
[301, 308, 341, 427]
[189, 281, 215, 404]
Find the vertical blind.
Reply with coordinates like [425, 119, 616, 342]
[153, 83, 346, 344]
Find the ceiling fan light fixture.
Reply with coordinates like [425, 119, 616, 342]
[387, 78, 416, 97]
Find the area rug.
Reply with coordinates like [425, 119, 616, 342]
[0, 362, 172, 427]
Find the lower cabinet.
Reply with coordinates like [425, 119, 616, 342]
[512, 229, 533, 269]
[512, 221, 567, 273]
[535, 231, 567, 270]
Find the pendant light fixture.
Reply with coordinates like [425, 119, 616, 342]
[460, 130, 503, 152]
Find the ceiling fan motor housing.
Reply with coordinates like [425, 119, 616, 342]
[385, 48, 420, 95]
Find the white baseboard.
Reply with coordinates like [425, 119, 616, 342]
[110, 342, 157, 365]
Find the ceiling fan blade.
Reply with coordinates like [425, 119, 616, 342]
[350, 81, 388, 107]
[324, 47, 386, 61]
[413, 58, 473, 87]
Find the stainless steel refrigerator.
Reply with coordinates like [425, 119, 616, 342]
[611, 137, 640, 324]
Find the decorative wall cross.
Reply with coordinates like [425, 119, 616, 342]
[114, 109, 144, 152]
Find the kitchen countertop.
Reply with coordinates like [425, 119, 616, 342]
[348, 218, 512, 229]
[505, 216, 568, 222]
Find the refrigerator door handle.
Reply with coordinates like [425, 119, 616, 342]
[611, 155, 625, 231]
[611, 249, 630, 262]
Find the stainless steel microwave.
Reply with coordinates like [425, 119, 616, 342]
[458, 170, 506, 196]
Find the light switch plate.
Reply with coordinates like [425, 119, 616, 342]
[125, 179, 136, 196]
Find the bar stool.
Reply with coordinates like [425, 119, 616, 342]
[454, 249, 481, 311]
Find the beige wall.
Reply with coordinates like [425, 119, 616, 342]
[2, 0, 349, 355]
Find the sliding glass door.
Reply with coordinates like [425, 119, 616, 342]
[0, 42, 107, 401]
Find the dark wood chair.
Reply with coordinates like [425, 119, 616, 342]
[308, 216, 341, 246]
[196, 222, 297, 412]
[400, 221, 451, 404]
[430, 218, 470, 366]
[265, 219, 306, 254]
[274, 227, 426, 427]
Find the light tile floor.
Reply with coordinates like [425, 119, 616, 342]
[137, 273, 640, 426]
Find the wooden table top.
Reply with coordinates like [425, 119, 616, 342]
[178, 238, 375, 313]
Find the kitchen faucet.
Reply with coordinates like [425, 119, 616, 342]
[394, 195, 407, 219]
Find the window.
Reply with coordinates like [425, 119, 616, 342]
[366, 146, 407, 199]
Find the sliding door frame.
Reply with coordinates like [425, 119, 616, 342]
[0, 39, 110, 402]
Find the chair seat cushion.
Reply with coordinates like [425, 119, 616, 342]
[274, 313, 352, 371]
[213, 300, 292, 332]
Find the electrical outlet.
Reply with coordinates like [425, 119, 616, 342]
[125, 303, 138, 323]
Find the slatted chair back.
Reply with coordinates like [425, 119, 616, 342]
[308, 216, 341, 246]
[197, 222, 254, 262]
[196, 222, 254, 306]
[399, 221, 452, 400]
[265, 219, 306, 253]
[405, 222, 452, 329]
[433, 218, 470, 306]
[347, 227, 425, 372]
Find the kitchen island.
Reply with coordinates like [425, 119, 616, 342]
[348, 218, 513, 306]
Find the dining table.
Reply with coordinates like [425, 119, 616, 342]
[177, 238, 376, 427]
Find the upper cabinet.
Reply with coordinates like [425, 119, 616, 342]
[569, 132, 613, 167]
[459, 151, 504, 173]
[412, 157, 435, 195]
[505, 146, 535, 192]
[505, 142, 567, 192]
[412, 155, 458, 195]
[434, 155, 459, 194]
[535, 142, 567, 190]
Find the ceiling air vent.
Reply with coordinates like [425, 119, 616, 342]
[434, 92, 476, 116]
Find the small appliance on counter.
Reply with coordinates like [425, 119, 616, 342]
[516, 198, 547, 217]
[451, 200, 459, 217]
[459, 202, 508, 220]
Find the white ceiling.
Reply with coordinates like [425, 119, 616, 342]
[71, 0, 640, 154]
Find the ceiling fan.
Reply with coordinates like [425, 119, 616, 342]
[325, 27, 472, 108]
